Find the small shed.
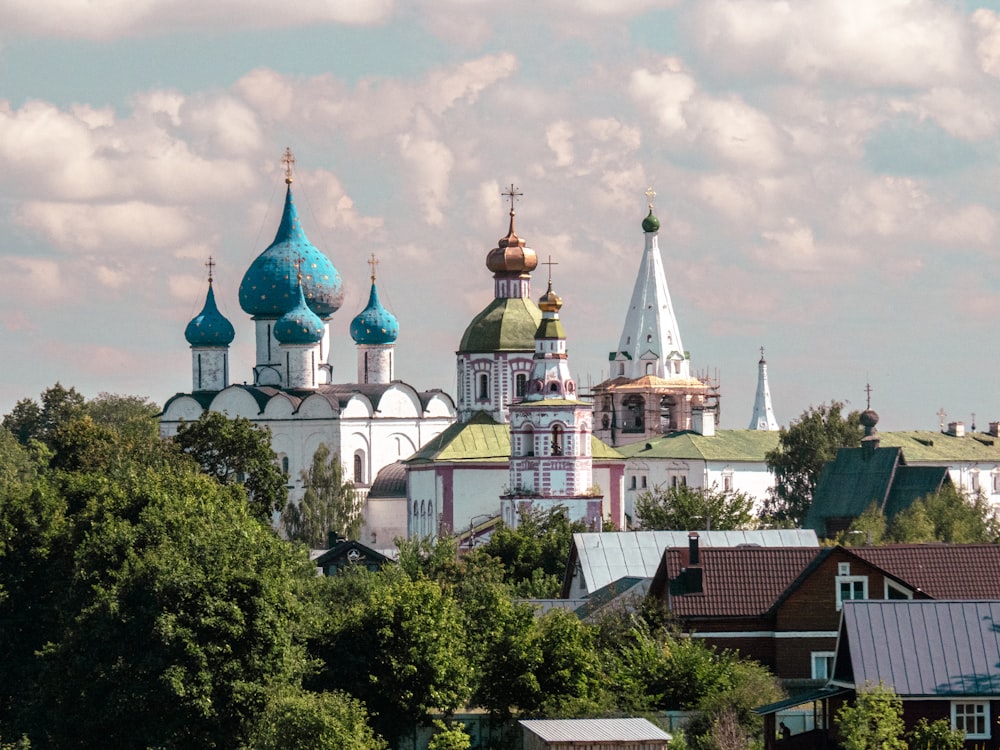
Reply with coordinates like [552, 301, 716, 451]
[520, 718, 671, 750]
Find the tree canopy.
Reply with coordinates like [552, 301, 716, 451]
[282, 443, 359, 547]
[172, 410, 288, 522]
[764, 401, 861, 525]
[634, 482, 755, 531]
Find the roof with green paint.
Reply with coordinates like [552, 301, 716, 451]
[406, 411, 622, 464]
[615, 429, 781, 462]
[878, 430, 1000, 462]
[458, 296, 542, 353]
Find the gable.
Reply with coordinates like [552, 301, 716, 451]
[805, 446, 903, 532]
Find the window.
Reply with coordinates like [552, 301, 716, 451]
[641, 476, 648, 489]
[836, 575, 868, 610]
[630, 476, 637, 490]
[281, 456, 289, 474]
[515, 373, 526, 397]
[646, 362, 654, 375]
[811, 652, 835, 680]
[885, 580, 913, 599]
[354, 453, 364, 484]
[551, 425, 564, 456]
[971, 468, 981, 494]
[992, 469, 1000, 495]
[953, 702, 989, 739]
[722, 468, 733, 492]
[838, 562, 851, 576]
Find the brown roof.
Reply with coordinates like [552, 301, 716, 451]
[656, 547, 819, 617]
[848, 544, 1000, 599]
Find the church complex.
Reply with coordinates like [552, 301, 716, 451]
[161, 152, 1000, 543]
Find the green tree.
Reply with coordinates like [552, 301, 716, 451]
[765, 401, 861, 525]
[85, 392, 160, 445]
[906, 717, 964, 750]
[835, 682, 907, 750]
[838, 502, 887, 546]
[635, 482, 755, 531]
[172, 411, 287, 521]
[531, 608, 608, 717]
[427, 720, 472, 750]
[2, 383, 86, 447]
[475, 505, 587, 598]
[890, 484, 999, 543]
[248, 689, 388, 750]
[309, 568, 472, 747]
[282, 443, 359, 546]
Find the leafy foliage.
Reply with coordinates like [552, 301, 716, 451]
[473, 505, 587, 597]
[906, 717, 965, 750]
[835, 682, 907, 750]
[765, 401, 861, 525]
[2, 383, 86, 447]
[634, 482, 755, 531]
[172, 410, 288, 521]
[282, 443, 359, 547]
[247, 689, 388, 750]
[890, 484, 1000, 543]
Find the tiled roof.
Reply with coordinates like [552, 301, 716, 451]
[616, 429, 781, 462]
[849, 544, 1000, 599]
[839, 599, 1000, 696]
[404, 412, 510, 464]
[657, 547, 819, 617]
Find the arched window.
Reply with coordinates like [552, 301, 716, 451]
[281, 456, 289, 475]
[523, 425, 535, 456]
[551, 425, 564, 456]
[646, 362, 654, 375]
[354, 453, 364, 484]
[515, 373, 526, 397]
[478, 373, 489, 400]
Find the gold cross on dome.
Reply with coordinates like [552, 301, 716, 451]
[502, 183, 522, 213]
[282, 147, 296, 184]
[368, 253, 379, 282]
[645, 186, 656, 209]
[205, 256, 215, 283]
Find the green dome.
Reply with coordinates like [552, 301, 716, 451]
[459, 297, 542, 353]
[642, 208, 660, 233]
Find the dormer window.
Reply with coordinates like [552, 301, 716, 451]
[836, 573, 868, 610]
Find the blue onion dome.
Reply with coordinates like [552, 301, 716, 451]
[274, 278, 325, 345]
[351, 281, 399, 345]
[185, 280, 235, 347]
[239, 177, 344, 319]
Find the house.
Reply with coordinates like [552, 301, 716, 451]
[313, 538, 392, 576]
[757, 600, 1000, 749]
[520, 718, 670, 750]
[805, 409, 952, 538]
[648, 540, 1000, 690]
[561, 529, 818, 599]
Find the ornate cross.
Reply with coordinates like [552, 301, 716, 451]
[502, 183, 522, 212]
[282, 147, 296, 184]
[368, 252, 379, 282]
[937, 407, 947, 430]
[645, 186, 656, 209]
[864, 383, 873, 410]
[205, 256, 215, 283]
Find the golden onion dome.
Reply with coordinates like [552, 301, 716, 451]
[486, 208, 538, 274]
[538, 279, 562, 312]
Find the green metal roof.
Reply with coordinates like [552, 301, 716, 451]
[458, 296, 542, 353]
[615, 429, 781, 462]
[405, 412, 622, 465]
[878, 430, 1000, 462]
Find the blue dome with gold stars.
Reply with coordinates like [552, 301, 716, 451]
[274, 281, 324, 345]
[239, 184, 343, 319]
[185, 282, 235, 347]
[350, 281, 399, 345]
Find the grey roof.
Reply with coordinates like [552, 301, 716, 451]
[369, 461, 406, 498]
[838, 600, 1000, 697]
[567, 529, 819, 596]
[519, 718, 671, 742]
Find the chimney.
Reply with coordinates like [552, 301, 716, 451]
[692, 408, 716, 436]
[947, 421, 965, 438]
[688, 531, 700, 565]
[990, 422, 1000, 438]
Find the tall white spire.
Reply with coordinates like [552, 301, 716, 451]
[610, 188, 689, 381]
[749, 348, 779, 431]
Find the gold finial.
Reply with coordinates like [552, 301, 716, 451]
[293, 255, 303, 286]
[368, 253, 379, 283]
[282, 147, 296, 185]
[205, 256, 215, 284]
[542, 254, 558, 283]
[645, 186, 656, 210]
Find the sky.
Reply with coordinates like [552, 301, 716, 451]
[3, 0, 1000, 431]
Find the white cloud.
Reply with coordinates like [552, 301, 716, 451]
[397, 133, 454, 226]
[691, 0, 974, 88]
[0, 0, 393, 39]
[546, 121, 575, 167]
[628, 61, 696, 137]
[973, 9, 1000, 79]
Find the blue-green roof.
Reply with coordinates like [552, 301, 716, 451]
[350, 282, 399, 345]
[459, 297, 542, 353]
[274, 284, 324, 345]
[185, 282, 235, 347]
[239, 185, 343, 318]
[616, 429, 781, 462]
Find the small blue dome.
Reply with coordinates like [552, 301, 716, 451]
[185, 283, 235, 347]
[239, 185, 344, 319]
[350, 282, 399, 345]
[274, 283, 324, 345]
